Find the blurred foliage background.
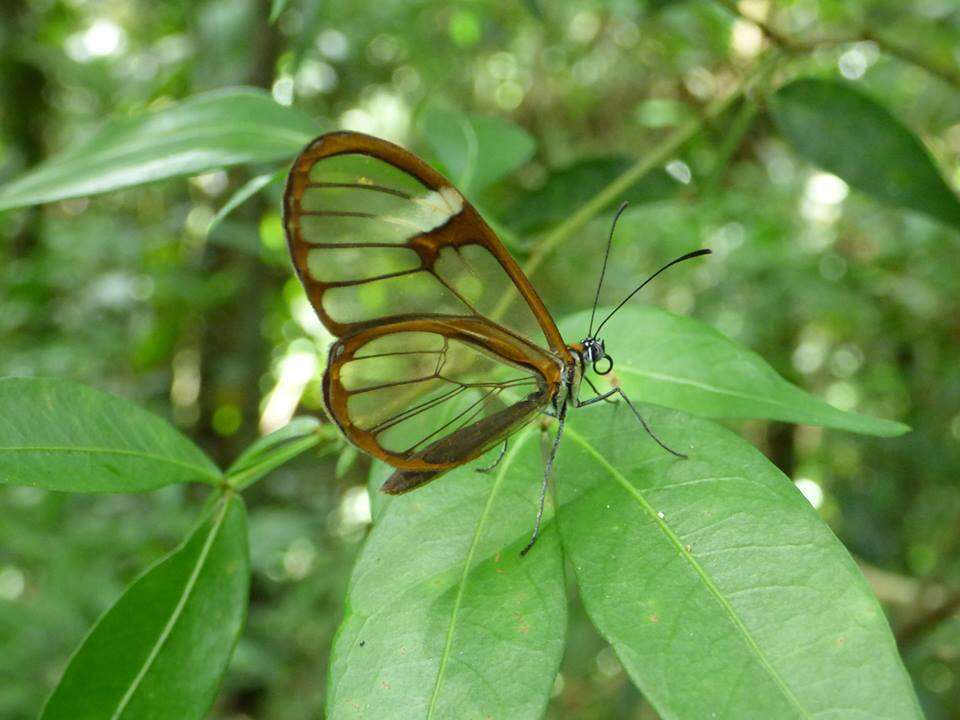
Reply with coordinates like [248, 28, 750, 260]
[1, 0, 959, 718]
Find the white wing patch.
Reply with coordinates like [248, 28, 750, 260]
[381, 186, 464, 234]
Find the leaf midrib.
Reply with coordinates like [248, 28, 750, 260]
[617, 364, 799, 410]
[619, 363, 905, 435]
[425, 427, 532, 718]
[0, 125, 310, 204]
[562, 425, 810, 719]
[0, 444, 220, 483]
[111, 495, 232, 720]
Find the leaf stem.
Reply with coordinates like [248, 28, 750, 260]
[225, 431, 330, 491]
[701, 89, 760, 197]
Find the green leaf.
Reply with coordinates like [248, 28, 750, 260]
[769, 78, 960, 227]
[647, 0, 691, 12]
[41, 493, 249, 720]
[207, 168, 285, 236]
[269, 0, 291, 23]
[521, 0, 543, 20]
[417, 102, 536, 195]
[559, 307, 908, 436]
[0, 87, 319, 211]
[226, 417, 336, 491]
[0, 377, 221, 491]
[504, 156, 678, 235]
[556, 404, 921, 718]
[326, 427, 566, 720]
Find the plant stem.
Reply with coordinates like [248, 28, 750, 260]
[516, 61, 769, 283]
[862, 30, 960, 91]
[896, 589, 960, 650]
[704, 97, 758, 196]
[226, 432, 332, 491]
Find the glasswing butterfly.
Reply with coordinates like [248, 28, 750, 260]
[283, 131, 709, 555]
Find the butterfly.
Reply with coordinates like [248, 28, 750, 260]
[283, 131, 709, 554]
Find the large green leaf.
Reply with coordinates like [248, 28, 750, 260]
[41, 493, 249, 720]
[417, 102, 535, 195]
[0, 377, 221, 491]
[504, 156, 678, 235]
[326, 427, 566, 720]
[559, 307, 908, 436]
[770, 78, 960, 227]
[556, 404, 921, 718]
[0, 87, 319, 211]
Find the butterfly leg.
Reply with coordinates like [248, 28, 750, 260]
[475, 438, 509, 474]
[577, 387, 686, 459]
[582, 374, 618, 404]
[521, 401, 568, 557]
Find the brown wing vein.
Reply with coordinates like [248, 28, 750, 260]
[429, 270, 482, 316]
[324, 268, 421, 289]
[407, 386, 500, 453]
[368, 384, 469, 435]
[306, 181, 411, 199]
[350, 349, 445, 360]
[349, 375, 442, 395]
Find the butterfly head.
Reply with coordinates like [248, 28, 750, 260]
[581, 337, 613, 375]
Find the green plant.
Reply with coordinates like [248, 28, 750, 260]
[0, 378, 333, 718]
[2, 4, 958, 715]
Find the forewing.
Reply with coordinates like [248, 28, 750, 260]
[283, 131, 566, 352]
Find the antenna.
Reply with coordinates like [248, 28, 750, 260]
[587, 201, 630, 338]
[592, 248, 712, 336]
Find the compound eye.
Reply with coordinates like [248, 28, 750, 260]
[593, 356, 613, 375]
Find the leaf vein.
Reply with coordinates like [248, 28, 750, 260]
[111, 495, 233, 719]
[563, 425, 810, 718]
[424, 427, 534, 718]
[0, 444, 220, 482]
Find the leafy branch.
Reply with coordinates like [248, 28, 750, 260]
[508, 51, 781, 291]
[510, 2, 960, 289]
[520, 63, 745, 279]
[713, 0, 960, 90]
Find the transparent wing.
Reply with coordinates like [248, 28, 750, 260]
[324, 317, 560, 476]
[283, 131, 567, 353]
